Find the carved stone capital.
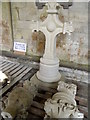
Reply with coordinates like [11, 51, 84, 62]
[44, 81, 83, 118]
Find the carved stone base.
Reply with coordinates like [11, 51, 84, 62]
[37, 62, 61, 83]
[30, 74, 58, 88]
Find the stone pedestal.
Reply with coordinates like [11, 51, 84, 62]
[37, 58, 61, 82]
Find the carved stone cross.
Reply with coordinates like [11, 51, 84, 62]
[35, 2, 74, 82]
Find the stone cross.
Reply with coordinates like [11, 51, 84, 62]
[35, 2, 74, 82]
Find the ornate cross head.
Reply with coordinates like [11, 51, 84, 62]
[46, 2, 59, 9]
[35, 0, 72, 9]
[45, 2, 62, 12]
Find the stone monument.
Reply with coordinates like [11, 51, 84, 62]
[35, 2, 74, 82]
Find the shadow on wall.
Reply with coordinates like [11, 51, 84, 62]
[31, 30, 45, 55]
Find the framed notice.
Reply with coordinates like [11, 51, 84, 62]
[14, 42, 26, 52]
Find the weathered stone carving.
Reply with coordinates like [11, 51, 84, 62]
[0, 71, 9, 87]
[57, 81, 77, 98]
[1, 80, 38, 119]
[44, 81, 84, 118]
[0, 71, 8, 82]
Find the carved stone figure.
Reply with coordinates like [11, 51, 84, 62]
[1, 80, 38, 119]
[44, 81, 84, 118]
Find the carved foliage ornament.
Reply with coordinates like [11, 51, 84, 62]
[44, 81, 84, 118]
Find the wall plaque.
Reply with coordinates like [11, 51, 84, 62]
[14, 42, 26, 53]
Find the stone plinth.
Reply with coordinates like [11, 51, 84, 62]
[37, 58, 61, 82]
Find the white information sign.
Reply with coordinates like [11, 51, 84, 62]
[14, 42, 26, 52]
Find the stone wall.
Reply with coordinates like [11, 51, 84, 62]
[11, 2, 39, 55]
[0, 2, 13, 51]
[1, 2, 88, 66]
[58, 2, 88, 65]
